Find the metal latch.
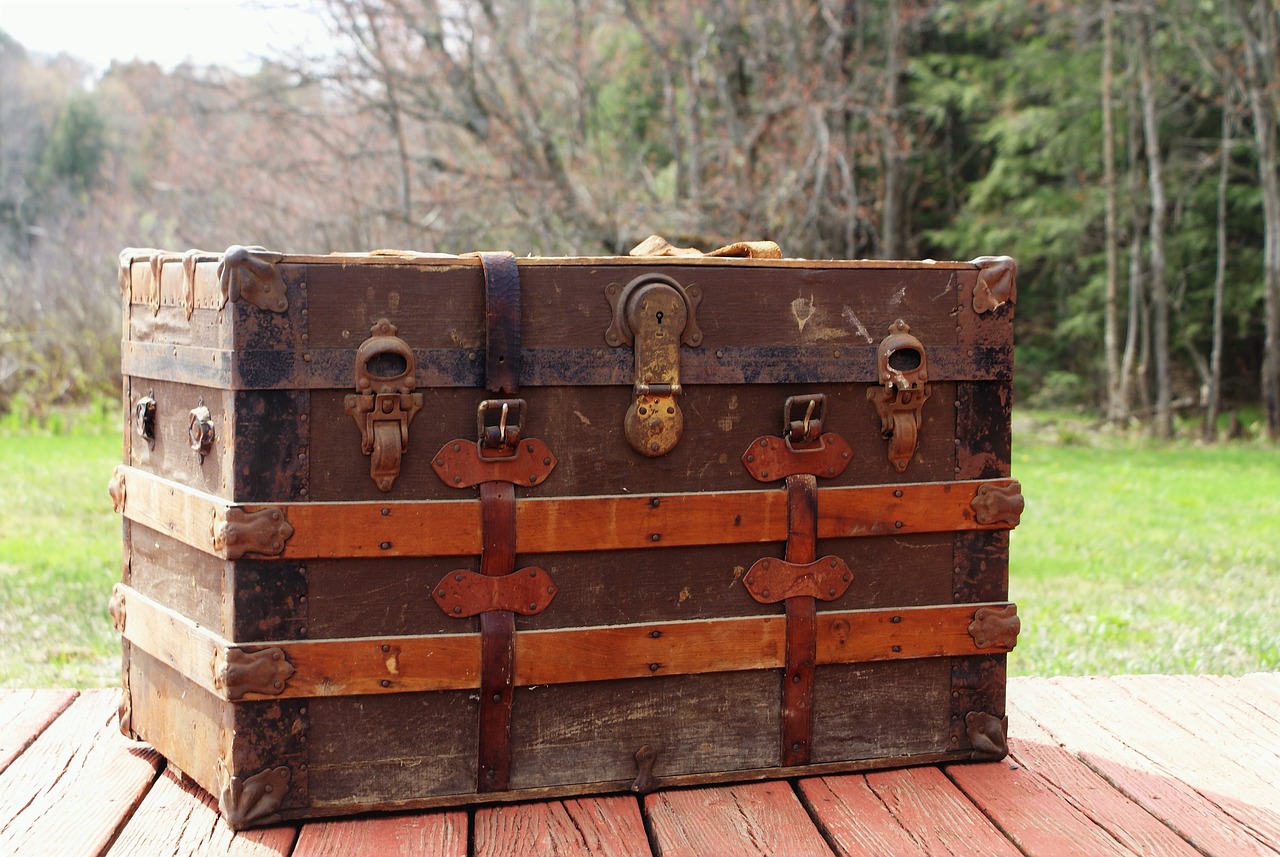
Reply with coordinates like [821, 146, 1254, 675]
[605, 273, 702, 457]
[344, 318, 424, 492]
[867, 320, 930, 473]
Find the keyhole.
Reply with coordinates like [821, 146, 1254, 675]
[656, 310, 664, 325]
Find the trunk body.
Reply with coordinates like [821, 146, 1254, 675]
[112, 246, 1021, 829]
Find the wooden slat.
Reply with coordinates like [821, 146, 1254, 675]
[292, 809, 466, 857]
[0, 690, 77, 776]
[1012, 679, 1280, 857]
[1051, 676, 1280, 847]
[644, 780, 832, 857]
[994, 694, 1203, 857]
[116, 466, 1018, 560]
[474, 796, 650, 857]
[805, 767, 1021, 857]
[0, 690, 161, 857]
[106, 767, 297, 856]
[1200, 675, 1280, 741]
[1113, 675, 1280, 783]
[797, 774, 936, 856]
[945, 756, 1137, 856]
[120, 583, 1009, 699]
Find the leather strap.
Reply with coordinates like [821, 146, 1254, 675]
[481, 252, 521, 395]
[781, 474, 818, 766]
[477, 481, 516, 791]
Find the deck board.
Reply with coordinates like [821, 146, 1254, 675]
[644, 780, 832, 856]
[0, 689, 77, 776]
[0, 676, 1276, 856]
[106, 768, 297, 856]
[474, 796, 650, 857]
[1011, 679, 1280, 857]
[0, 690, 161, 857]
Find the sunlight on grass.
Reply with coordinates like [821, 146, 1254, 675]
[1009, 440, 1280, 676]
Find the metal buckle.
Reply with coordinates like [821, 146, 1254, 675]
[477, 398, 525, 459]
[784, 394, 826, 447]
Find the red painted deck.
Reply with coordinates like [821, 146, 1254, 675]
[1, 675, 1277, 856]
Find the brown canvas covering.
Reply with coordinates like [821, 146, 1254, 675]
[110, 244, 1022, 828]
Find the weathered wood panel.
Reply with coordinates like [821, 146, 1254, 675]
[0, 691, 160, 857]
[105, 767, 298, 857]
[0, 690, 77, 777]
[292, 810, 466, 857]
[473, 797, 651, 857]
[810, 661, 950, 764]
[644, 780, 832, 857]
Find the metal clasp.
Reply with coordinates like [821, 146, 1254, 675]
[784, 394, 825, 447]
[188, 401, 216, 463]
[604, 274, 702, 457]
[344, 319, 424, 492]
[867, 319, 930, 473]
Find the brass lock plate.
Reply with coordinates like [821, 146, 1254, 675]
[605, 274, 702, 457]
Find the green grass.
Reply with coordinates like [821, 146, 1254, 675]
[0, 428, 122, 688]
[1009, 436, 1280, 676]
[0, 410, 1276, 687]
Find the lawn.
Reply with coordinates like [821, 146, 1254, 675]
[0, 413, 1276, 686]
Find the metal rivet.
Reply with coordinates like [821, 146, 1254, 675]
[792, 742, 802, 751]
[381, 679, 391, 688]
[893, 490, 903, 498]
[650, 533, 660, 542]
[437, 590, 446, 597]
[759, 439, 768, 447]
[453, 606, 462, 614]
[892, 616, 902, 624]
[650, 630, 662, 639]
[493, 693, 501, 703]
[452, 444, 461, 453]
[381, 507, 391, 516]
[792, 674, 801, 684]
[529, 569, 537, 577]
[543, 457, 551, 466]
[548, 587, 555, 594]
[273, 680, 282, 689]
[455, 574, 463, 582]
[380, 541, 392, 550]
[529, 602, 538, 610]
[436, 458, 445, 467]
[746, 454, 755, 462]
[761, 471, 770, 479]
[454, 475, 462, 483]
[762, 560, 771, 569]
[649, 663, 660, 671]
[892, 645, 902, 653]
[381, 644, 390, 652]
[843, 574, 851, 582]
[895, 521, 903, 529]
[828, 589, 836, 597]
[529, 475, 538, 483]
[762, 590, 771, 598]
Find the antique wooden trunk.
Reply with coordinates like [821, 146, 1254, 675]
[109, 242, 1023, 828]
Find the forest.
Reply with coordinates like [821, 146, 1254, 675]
[1, 0, 1278, 440]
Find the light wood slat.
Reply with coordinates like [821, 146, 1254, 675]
[118, 583, 1009, 700]
[1113, 675, 1280, 778]
[1190, 676, 1280, 754]
[474, 797, 651, 857]
[1012, 679, 1280, 857]
[116, 465, 1018, 559]
[106, 767, 296, 857]
[644, 780, 831, 856]
[1049, 676, 1280, 848]
[0, 690, 78, 777]
[292, 810, 465, 857]
[995, 696, 1203, 857]
[1206, 674, 1280, 732]
[0, 690, 161, 857]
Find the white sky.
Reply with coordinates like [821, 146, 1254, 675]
[1, 0, 335, 74]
